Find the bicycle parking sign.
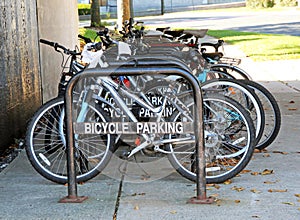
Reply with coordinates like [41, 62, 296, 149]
[74, 122, 194, 134]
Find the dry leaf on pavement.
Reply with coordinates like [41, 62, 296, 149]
[272, 151, 288, 155]
[268, 189, 288, 193]
[251, 172, 259, 176]
[261, 169, 274, 175]
[263, 181, 277, 184]
[251, 189, 261, 194]
[231, 186, 245, 192]
[282, 202, 294, 206]
[240, 169, 252, 174]
[223, 179, 232, 185]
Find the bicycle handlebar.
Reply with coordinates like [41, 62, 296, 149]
[78, 34, 92, 44]
[40, 39, 57, 47]
[39, 39, 81, 56]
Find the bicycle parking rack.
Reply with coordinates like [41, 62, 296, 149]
[60, 58, 214, 204]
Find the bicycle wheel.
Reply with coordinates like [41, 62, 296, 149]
[209, 64, 252, 80]
[25, 97, 115, 184]
[166, 94, 256, 183]
[201, 78, 265, 146]
[240, 80, 281, 150]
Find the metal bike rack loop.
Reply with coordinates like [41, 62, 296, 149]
[60, 59, 214, 204]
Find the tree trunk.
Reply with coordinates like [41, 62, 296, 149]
[117, 0, 131, 30]
[91, 0, 101, 27]
[122, 0, 131, 22]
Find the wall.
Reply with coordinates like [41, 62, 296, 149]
[37, 0, 79, 102]
[0, 0, 41, 152]
[0, 0, 79, 152]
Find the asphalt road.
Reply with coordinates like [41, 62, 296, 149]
[135, 7, 300, 36]
[79, 7, 300, 36]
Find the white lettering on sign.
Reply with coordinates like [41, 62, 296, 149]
[75, 122, 191, 134]
[84, 122, 130, 134]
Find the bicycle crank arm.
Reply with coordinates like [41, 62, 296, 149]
[127, 140, 152, 157]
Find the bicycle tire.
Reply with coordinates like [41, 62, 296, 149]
[166, 94, 256, 183]
[210, 64, 252, 80]
[25, 97, 115, 184]
[240, 80, 281, 150]
[201, 78, 265, 146]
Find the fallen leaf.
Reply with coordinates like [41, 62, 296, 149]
[223, 179, 232, 185]
[263, 153, 270, 157]
[261, 169, 274, 175]
[282, 202, 294, 206]
[298, 207, 300, 211]
[214, 184, 221, 189]
[131, 193, 145, 197]
[210, 193, 219, 198]
[288, 108, 297, 111]
[295, 194, 300, 198]
[134, 205, 139, 210]
[254, 149, 262, 153]
[240, 169, 252, 174]
[272, 151, 288, 155]
[263, 181, 277, 184]
[251, 189, 262, 194]
[231, 186, 245, 192]
[213, 184, 221, 189]
[216, 199, 221, 206]
[252, 215, 260, 218]
[268, 189, 288, 193]
[207, 184, 220, 190]
[235, 200, 241, 203]
[251, 172, 259, 176]
[170, 210, 177, 214]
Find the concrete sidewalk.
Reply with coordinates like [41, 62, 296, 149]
[1, 69, 300, 220]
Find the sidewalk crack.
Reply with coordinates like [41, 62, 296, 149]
[112, 160, 128, 220]
[279, 80, 300, 93]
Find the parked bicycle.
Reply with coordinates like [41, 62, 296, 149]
[26, 36, 256, 184]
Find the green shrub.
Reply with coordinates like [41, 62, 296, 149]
[274, 0, 297, 6]
[78, 3, 91, 15]
[246, 0, 297, 8]
[246, 0, 275, 8]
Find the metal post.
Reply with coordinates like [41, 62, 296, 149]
[161, 0, 164, 15]
[59, 75, 88, 203]
[61, 58, 213, 204]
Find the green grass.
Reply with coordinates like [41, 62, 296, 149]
[79, 27, 300, 61]
[79, 28, 100, 42]
[207, 30, 300, 61]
